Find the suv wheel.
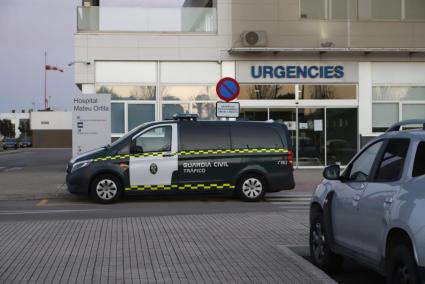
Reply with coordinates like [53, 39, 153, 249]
[90, 174, 123, 204]
[310, 213, 343, 272]
[237, 174, 266, 202]
[387, 243, 420, 284]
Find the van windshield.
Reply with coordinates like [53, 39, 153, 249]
[109, 123, 149, 148]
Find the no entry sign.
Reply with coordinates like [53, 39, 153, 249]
[216, 77, 240, 102]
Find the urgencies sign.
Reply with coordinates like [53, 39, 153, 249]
[236, 62, 358, 83]
[251, 65, 344, 79]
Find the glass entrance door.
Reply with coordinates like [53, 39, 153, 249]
[298, 108, 325, 166]
[238, 107, 358, 167]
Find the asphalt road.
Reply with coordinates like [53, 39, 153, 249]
[0, 149, 385, 283]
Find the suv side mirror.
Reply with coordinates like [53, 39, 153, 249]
[323, 165, 341, 180]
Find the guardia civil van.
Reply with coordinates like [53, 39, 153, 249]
[66, 114, 295, 203]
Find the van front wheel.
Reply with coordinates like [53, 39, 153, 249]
[90, 174, 123, 204]
[237, 174, 266, 202]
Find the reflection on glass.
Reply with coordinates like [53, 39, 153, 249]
[160, 86, 215, 101]
[97, 85, 156, 100]
[238, 109, 268, 121]
[298, 108, 325, 166]
[162, 103, 190, 119]
[300, 0, 326, 19]
[326, 109, 358, 165]
[373, 86, 425, 101]
[269, 109, 297, 159]
[300, 85, 356, 100]
[331, 0, 357, 19]
[128, 104, 155, 130]
[100, 0, 215, 8]
[405, 0, 425, 20]
[239, 85, 295, 100]
[192, 103, 216, 120]
[372, 0, 401, 20]
[111, 103, 125, 133]
[372, 103, 399, 132]
[402, 104, 425, 121]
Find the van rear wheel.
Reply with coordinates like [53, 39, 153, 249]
[237, 174, 266, 202]
[90, 174, 123, 204]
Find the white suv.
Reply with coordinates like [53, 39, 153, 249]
[310, 120, 425, 284]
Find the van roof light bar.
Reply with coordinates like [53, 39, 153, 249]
[386, 119, 425, 132]
[173, 113, 199, 121]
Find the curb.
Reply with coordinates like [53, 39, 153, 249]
[276, 245, 336, 284]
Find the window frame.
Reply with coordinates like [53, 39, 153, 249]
[369, 138, 411, 183]
[131, 125, 173, 153]
[412, 141, 425, 178]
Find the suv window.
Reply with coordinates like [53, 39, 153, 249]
[375, 139, 410, 182]
[180, 123, 230, 151]
[413, 142, 425, 177]
[345, 141, 383, 182]
[232, 125, 283, 149]
[133, 126, 171, 153]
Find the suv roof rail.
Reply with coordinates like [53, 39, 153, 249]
[172, 113, 198, 121]
[386, 119, 425, 132]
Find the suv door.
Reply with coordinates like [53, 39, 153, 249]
[356, 138, 410, 263]
[129, 124, 178, 191]
[332, 140, 385, 252]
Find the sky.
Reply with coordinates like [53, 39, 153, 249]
[0, 0, 81, 112]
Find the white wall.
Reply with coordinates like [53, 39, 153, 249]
[30, 112, 72, 130]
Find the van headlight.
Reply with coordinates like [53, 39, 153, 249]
[71, 159, 93, 173]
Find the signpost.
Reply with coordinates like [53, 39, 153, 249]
[72, 94, 111, 157]
[216, 77, 240, 118]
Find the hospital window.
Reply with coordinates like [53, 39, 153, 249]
[372, 86, 425, 132]
[238, 85, 295, 100]
[299, 85, 357, 100]
[300, 0, 425, 21]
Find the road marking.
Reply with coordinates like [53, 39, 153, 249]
[37, 199, 49, 206]
[265, 194, 311, 210]
[0, 209, 104, 215]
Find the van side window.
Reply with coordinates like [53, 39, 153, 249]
[413, 142, 425, 177]
[375, 139, 410, 182]
[133, 126, 172, 153]
[231, 125, 283, 149]
[180, 123, 230, 151]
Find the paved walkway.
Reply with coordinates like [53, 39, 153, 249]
[0, 211, 334, 283]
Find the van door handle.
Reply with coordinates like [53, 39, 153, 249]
[163, 153, 175, 157]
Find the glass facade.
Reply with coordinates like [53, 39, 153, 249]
[299, 85, 357, 100]
[96, 61, 360, 167]
[239, 85, 295, 100]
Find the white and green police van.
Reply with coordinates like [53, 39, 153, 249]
[66, 114, 295, 203]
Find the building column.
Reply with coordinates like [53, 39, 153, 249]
[358, 62, 372, 139]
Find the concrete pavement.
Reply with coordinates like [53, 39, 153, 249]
[0, 209, 333, 283]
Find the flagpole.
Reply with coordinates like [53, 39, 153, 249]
[44, 51, 47, 110]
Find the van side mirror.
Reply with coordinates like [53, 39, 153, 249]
[323, 165, 341, 180]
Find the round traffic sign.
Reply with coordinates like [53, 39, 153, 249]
[216, 77, 240, 102]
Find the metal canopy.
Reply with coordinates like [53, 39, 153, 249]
[228, 47, 425, 54]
